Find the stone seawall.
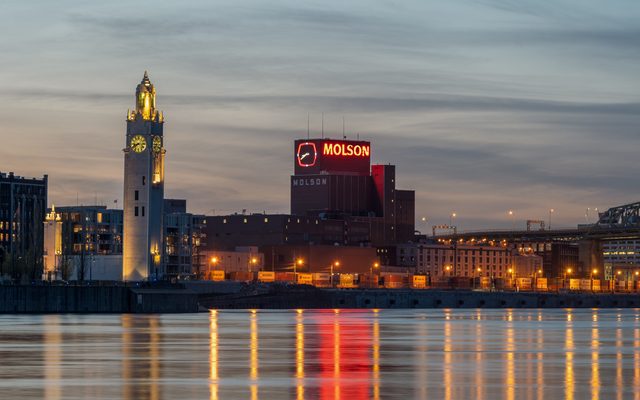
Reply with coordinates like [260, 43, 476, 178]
[3, 284, 638, 313]
[0, 285, 198, 313]
[200, 287, 640, 310]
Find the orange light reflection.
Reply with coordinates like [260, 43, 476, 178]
[209, 310, 219, 400]
[250, 311, 258, 400]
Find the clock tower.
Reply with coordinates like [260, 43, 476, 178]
[123, 71, 165, 281]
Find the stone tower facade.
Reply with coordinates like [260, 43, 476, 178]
[123, 72, 165, 281]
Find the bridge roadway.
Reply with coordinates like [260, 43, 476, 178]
[435, 225, 640, 242]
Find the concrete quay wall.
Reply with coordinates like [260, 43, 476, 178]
[0, 285, 198, 313]
[202, 288, 640, 310]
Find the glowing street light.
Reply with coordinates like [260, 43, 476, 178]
[445, 265, 452, 276]
[548, 208, 555, 230]
[208, 256, 220, 280]
[370, 262, 380, 288]
[248, 256, 258, 272]
[331, 261, 340, 287]
[294, 258, 304, 279]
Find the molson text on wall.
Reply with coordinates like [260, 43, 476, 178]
[323, 142, 370, 157]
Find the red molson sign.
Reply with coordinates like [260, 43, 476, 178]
[322, 142, 370, 157]
[294, 138, 371, 176]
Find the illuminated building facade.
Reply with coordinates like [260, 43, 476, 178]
[416, 241, 543, 279]
[163, 199, 206, 278]
[417, 243, 512, 278]
[291, 138, 415, 246]
[123, 72, 166, 281]
[41, 200, 204, 281]
[204, 137, 414, 271]
[42, 205, 123, 280]
[602, 239, 640, 279]
[0, 171, 47, 281]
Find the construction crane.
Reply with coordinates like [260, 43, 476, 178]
[433, 224, 457, 236]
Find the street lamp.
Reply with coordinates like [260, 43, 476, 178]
[249, 256, 258, 273]
[508, 210, 515, 230]
[331, 261, 340, 287]
[548, 209, 555, 230]
[563, 268, 572, 289]
[450, 212, 456, 229]
[420, 216, 428, 236]
[209, 256, 219, 280]
[591, 268, 598, 291]
[295, 258, 304, 280]
[370, 262, 380, 288]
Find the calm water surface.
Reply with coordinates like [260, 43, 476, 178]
[0, 309, 639, 399]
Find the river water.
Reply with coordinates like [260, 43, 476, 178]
[0, 309, 639, 399]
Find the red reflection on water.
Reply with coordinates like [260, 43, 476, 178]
[315, 310, 372, 400]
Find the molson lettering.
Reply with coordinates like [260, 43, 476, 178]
[292, 178, 328, 186]
[323, 142, 370, 157]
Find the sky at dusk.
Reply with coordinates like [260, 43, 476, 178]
[0, 0, 639, 231]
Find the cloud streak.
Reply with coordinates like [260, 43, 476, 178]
[0, 0, 638, 229]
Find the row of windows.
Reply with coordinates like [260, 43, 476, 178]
[421, 249, 508, 256]
[222, 217, 321, 225]
[0, 221, 18, 230]
[134, 206, 145, 217]
[423, 255, 507, 263]
[0, 233, 16, 241]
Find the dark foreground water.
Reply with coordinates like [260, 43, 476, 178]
[0, 309, 639, 399]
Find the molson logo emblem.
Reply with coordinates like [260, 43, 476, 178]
[323, 142, 370, 157]
[296, 142, 318, 167]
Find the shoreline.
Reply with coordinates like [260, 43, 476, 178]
[1, 283, 639, 313]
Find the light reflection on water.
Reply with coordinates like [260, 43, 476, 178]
[0, 309, 639, 399]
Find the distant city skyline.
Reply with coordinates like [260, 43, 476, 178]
[1, 0, 639, 230]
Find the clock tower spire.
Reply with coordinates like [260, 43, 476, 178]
[123, 71, 166, 281]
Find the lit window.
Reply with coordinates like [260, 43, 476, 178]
[244, 218, 248, 223]
[264, 218, 269, 223]
[223, 219, 227, 224]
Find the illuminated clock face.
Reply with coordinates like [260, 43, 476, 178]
[296, 142, 317, 167]
[152, 136, 162, 153]
[130, 135, 147, 153]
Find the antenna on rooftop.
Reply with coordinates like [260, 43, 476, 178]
[342, 116, 346, 139]
[321, 112, 324, 139]
[307, 113, 310, 139]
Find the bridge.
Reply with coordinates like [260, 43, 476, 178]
[434, 225, 640, 242]
[434, 201, 640, 242]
